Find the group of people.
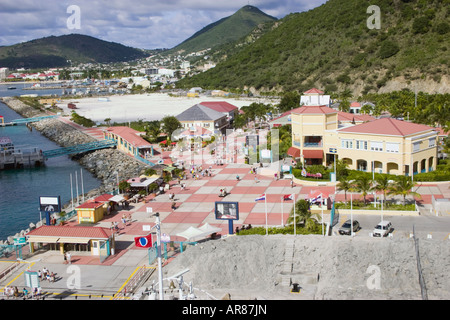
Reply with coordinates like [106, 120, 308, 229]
[235, 224, 252, 234]
[39, 267, 57, 281]
[3, 286, 41, 299]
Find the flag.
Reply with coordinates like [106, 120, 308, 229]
[283, 194, 294, 201]
[134, 234, 153, 248]
[310, 193, 323, 203]
[255, 194, 266, 201]
[301, 168, 306, 177]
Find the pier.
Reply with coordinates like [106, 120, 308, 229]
[0, 115, 59, 127]
[0, 147, 45, 169]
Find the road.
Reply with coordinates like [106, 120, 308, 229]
[335, 213, 450, 240]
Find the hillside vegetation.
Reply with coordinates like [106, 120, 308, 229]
[169, 5, 277, 55]
[0, 34, 148, 69]
[177, 0, 450, 95]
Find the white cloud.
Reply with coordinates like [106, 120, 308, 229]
[0, 0, 327, 49]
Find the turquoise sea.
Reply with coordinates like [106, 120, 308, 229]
[0, 84, 101, 241]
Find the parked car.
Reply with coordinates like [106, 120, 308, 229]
[339, 220, 360, 235]
[372, 221, 393, 237]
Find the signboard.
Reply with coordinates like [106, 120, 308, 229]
[24, 271, 40, 288]
[39, 196, 61, 212]
[215, 202, 239, 220]
[13, 237, 26, 245]
[329, 148, 337, 154]
[146, 207, 153, 213]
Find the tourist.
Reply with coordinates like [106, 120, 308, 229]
[23, 288, 28, 299]
[67, 252, 71, 265]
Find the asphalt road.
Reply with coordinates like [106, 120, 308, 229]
[335, 213, 450, 240]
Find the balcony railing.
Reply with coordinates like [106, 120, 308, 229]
[304, 142, 323, 147]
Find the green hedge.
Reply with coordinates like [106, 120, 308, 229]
[237, 224, 323, 236]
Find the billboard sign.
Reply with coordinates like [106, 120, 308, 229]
[215, 201, 239, 220]
[39, 196, 61, 212]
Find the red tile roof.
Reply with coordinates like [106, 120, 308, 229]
[199, 101, 238, 113]
[105, 126, 151, 148]
[338, 118, 435, 136]
[303, 88, 324, 94]
[76, 201, 105, 209]
[26, 225, 112, 239]
[291, 105, 337, 115]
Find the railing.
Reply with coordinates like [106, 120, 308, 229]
[113, 266, 154, 300]
[304, 142, 323, 147]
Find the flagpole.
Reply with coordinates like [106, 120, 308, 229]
[351, 193, 353, 237]
[293, 193, 296, 236]
[265, 194, 268, 236]
[155, 212, 164, 300]
[321, 193, 324, 236]
[70, 173, 74, 212]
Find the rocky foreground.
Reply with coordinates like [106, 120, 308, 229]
[161, 234, 450, 300]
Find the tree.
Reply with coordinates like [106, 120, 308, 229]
[337, 176, 353, 201]
[287, 199, 318, 231]
[353, 174, 373, 204]
[118, 180, 131, 193]
[104, 118, 111, 126]
[388, 175, 420, 206]
[161, 116, 182, 139]
[278, 91, 300, 113]
[373, 174, 392, 203]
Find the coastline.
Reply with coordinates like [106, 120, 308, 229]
[0, 96, 149, 243]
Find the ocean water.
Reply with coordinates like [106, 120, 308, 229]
[0, 85, 101, 241]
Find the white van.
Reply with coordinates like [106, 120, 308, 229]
[373, 221, 393, 237]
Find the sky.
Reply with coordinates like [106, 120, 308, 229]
[0, 0, 328, 49]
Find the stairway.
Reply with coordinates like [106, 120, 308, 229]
[280, 239, 295, 286]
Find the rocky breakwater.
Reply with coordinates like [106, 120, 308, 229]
[2, 96, 149, 199]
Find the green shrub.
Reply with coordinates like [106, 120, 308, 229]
[378, 40, 400, 59]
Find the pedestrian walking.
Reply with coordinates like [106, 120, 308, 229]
[67, 252, 71, 265]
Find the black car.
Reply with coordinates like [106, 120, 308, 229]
[338, 220, 360, 235]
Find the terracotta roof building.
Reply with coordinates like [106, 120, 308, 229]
[26, 225, 114, 257]
[289, 105, 438, 175]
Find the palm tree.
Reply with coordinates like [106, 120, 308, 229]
[374, 174, 391, 203]
[388, 175, 421, 206]
[287, 199, 319, 231]
[337, 176, 353, 201]
[353, 174, 373, 204]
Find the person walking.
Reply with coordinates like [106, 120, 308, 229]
[66, 252, 72, 265]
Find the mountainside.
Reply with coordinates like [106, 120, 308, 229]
[169, 5, 277, 54]
[0, 34, 148, 69]
[177, 0, 450, 95]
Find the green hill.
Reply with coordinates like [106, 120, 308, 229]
[177, 0, 450, 95]
[0, 34, 148, 69]
[169, 5, 277, 54]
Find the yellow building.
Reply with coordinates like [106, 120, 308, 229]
[289, 105, 438, 176]
[104, 126, 153, 158]
[76, 194, 113, 224]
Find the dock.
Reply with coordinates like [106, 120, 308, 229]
[0, 148, 45, 169]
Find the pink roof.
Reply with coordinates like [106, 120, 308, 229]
[105, 126, 151, 148]
[26, 225, 112, 239]
[303, 88, 324, 94]
[291, 105, 337, 115]
[350, 102, 361, 107]
[199, 101, 238, 113]
[339, 118, 435, 136]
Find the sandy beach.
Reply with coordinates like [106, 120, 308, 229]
[57, 93, 277, 124]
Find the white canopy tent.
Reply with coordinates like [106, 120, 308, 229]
[176, 224, 222, 242]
